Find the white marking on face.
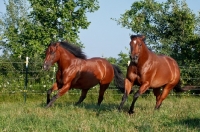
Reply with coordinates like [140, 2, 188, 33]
[133, 40, 136, 44]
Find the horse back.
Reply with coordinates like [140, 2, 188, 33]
[158, 55, 180, 73]
[86, 57, 114, 82]
[71, 58, 114, 88]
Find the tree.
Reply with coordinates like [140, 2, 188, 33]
[0, 0, 30, 58]
[114, 0, 200, 65]
[0, 0, 99, 59]
[28, 0, 99, 45]
[106, 57, 117, 64]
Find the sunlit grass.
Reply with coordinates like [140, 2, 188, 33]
[0, 91, 200, 132]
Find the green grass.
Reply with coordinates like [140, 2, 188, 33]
[0, 90, 200, 132]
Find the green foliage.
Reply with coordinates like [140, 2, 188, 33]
[0, 0, 99, 58]
[28, 0, 99, 44]
[180, 64, 200, 86]
[116, 51, 129, 74]
[0, 56, 54, 93]
[106, 48, 130, 75]
[0, 0, 31, 57]
[106, 57, 117, 64]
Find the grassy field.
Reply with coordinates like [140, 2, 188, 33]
[0, 90, 200, 132]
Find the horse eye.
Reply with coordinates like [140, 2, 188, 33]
[49, 49, 54, 54]
[50, 50, 55, 54]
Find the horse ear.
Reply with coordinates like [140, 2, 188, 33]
[55, 42, 60, 48]
[141, 35, 146, 40]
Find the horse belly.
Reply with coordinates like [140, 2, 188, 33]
[150, 79, 168, 88]
[150, 67, 176, 88]
[71, 74, 100, 89]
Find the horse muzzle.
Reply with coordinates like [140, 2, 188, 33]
[130, 55, 139, 64]
[43, 62, 51, 71]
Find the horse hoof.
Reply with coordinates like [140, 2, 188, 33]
[45, 105, 50, 109]
[118, 107, 122, 112]
[128, 110, 134, 114]
[45, 104, 53, 108]
[97, 103, 101, 106]
[74, 102, 79, 106]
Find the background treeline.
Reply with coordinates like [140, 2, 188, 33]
[0, 0, 200, 94]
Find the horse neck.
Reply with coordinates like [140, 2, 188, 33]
[56, 47, 76, 70]
[138, 44, 151, 66]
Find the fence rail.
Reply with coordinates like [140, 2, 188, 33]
[0, 61, 200, 96]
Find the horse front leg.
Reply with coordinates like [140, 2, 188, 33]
[46, 94, 59, 108]
[128, 81, 150, 114]
[46, 83, 70, 108]
[118, 78, 133, 111]
[97, 84, 109, 106]
[128, 90, 140, 114]
[47, 83, 58, 105]
[47, 89, 52, 105]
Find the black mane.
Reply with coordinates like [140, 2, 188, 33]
[50, 41, 87, 59]
[130, 35, 146, 41]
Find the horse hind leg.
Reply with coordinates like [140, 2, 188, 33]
[154, 84, 175, 109]
[97, 83, 109, 106]
[153, 88, 162, 109]
[75, 89, 89, 105]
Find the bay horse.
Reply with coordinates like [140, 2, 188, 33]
[43, 41, 124, 108]
[118, 35, 183, 114]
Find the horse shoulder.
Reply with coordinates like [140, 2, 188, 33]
[61, 62, 83, 84]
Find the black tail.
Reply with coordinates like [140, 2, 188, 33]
[173, 80, 185, 93]
[174, 80, 195, 93]
[112, 64, 125, 93]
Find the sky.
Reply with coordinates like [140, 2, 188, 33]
[0, 0, 200, 58]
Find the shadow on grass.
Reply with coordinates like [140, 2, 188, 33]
[39, 101, 131, 115]
[175, 118, 200, 130]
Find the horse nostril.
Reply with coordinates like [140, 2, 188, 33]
[135, 55, 138, 60]
[43, 63, 49, 70]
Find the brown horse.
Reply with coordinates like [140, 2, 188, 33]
[43, 41, 124, 108]
[118, 35, 183, 114]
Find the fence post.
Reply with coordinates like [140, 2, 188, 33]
[52, 66, 55, 83]
[24, 57, 29, 103]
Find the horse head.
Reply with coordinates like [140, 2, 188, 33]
[43, 42, 60, 70]
[129, 35, 146, 64]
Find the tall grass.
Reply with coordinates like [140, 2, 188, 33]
[0, 90, 200, 132]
